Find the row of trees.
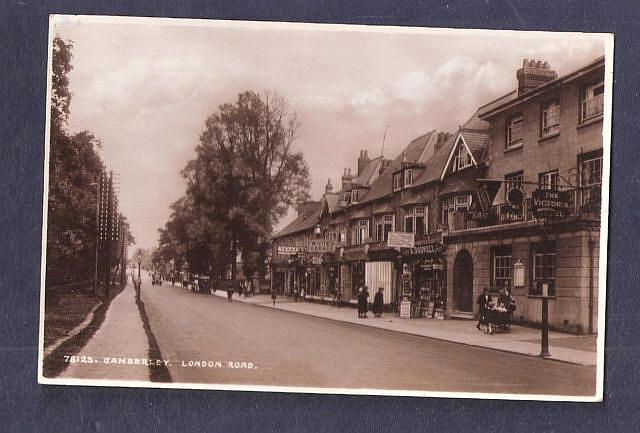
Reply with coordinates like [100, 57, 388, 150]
[153, 91, 311, 281]
[46, 36, 134, 287]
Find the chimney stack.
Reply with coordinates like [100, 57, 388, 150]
[516, 59, 557, 96]
[296, 196, 306, 217]
[325, 178, 333, 194]
[341, 168, 354, 191]
[357, 150, 370, 176]
[378, 159, 391, 175]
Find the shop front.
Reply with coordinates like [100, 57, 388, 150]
[402, 240, 447, 319]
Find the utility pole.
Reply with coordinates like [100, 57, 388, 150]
[103, 171, 114, 299]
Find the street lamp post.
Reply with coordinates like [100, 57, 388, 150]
[540, 282, 551, 358]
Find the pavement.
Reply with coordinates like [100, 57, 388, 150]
[211, 291, 598, 367]
[58, 280, 150, 382]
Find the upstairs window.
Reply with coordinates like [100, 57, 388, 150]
[539, 170, 559, 190]
[393, 173, 402, 192]
[404, 206, 427, 235]
[441, 195, 469, 226]
[404, 169, 413, 188]
[541, 101, 560, 137]
[343, 191, 351, 204]
[581, 156, 603, 187]
[506, 114, 523, 149]
[375, 214, 395, 242]
[457, 143, 473, 170]
[351, 189, 359, 204]
[354, 219, 370, 245]
[580, 81, 604, 123]
[504, 170, 524, 199]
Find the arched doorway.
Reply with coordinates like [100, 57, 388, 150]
[453, 249, 473, 312]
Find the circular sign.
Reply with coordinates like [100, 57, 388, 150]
[507, 188, 524, 206]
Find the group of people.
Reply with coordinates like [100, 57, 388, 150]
[476, 287, 516, 334]
[357, 286, 385, 318]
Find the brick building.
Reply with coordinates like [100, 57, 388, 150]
[271, 56, 605, 333]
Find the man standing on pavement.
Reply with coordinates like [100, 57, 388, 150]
[271, 290, 277, 306]
[227, 280, 235, 302]
[476, 288, 491, 331]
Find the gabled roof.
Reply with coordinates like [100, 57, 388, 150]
[352, 156, 382, 187]
[393, 130, 437, 164]
[324, 192, 342, 215]
[440, 109, 490, 180]
[274, 201, 322, 238]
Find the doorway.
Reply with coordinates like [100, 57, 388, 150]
[453, 249, 473, 312]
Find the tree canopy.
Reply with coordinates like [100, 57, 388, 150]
[155, 91, 310, 280]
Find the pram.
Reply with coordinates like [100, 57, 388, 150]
[485, 307, 512, 334]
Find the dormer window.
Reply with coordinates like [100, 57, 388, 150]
[456, 143, 472, 171]
[343, 191, 351, 204]
[404, 169, 413, 187]
[351, 189, 359, 203]
[393, 173, 402, 192]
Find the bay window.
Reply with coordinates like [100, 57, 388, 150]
[375, 214, 395, 242]
[404, 206, 427, 235]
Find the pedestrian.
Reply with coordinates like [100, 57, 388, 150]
[476, 287, 492, 331]
[293, 282, 299, 302]
[227, 280, 234, 302]
[271, 290, 277, 306]
[373, 287, 384, 318]
[357, 287, 369, 318]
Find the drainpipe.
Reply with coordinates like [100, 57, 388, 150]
[588, 232, 595, 335]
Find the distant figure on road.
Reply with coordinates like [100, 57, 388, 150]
[373, 287, 384, 318]
[293, 282, 299, 302]
[271, 290, 277, 306]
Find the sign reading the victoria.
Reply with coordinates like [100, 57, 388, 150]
[532, 188, 573, 218]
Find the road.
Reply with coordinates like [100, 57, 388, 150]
[140, 280, 596, 396]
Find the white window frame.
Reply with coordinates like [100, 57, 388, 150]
[457, 144, 472, 170]
[393, 173, 402, 192]
[375, 214, 395, 242]
[539, 170, 559, 190]
[504, 171, 524, 199]
[354, 219, 369, 245]
[506, 113, 524, 149]
[533, 251, 556, 294]
[580, 81, 604, 123]
[541, 101, 560, 137]
[351, 189, 359, 204]
[404, 206, 427, 234]
[404, 169, 413, 188]
[581, 156, 603, 187]
[494, 254, 512, 289]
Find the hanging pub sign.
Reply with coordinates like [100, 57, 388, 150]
[532, 188, 572, 218]
[470, 185, 492, 221]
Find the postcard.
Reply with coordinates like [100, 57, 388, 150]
[39, 15, 612, 401]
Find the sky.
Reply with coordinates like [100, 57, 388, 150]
[52, 16, 607, 252]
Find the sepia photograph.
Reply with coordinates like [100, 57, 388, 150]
[38, 15, 612, 401]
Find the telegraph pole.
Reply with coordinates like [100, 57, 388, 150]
[103, 171, 114, 299]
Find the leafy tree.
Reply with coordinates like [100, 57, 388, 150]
[177, 91, 310, 280]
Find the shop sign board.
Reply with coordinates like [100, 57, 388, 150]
[387, 232, 415, 248]
[277, 246, 300, 255]
[310, 256, 322, 265]
[532, 188, 572, 217]
[409, 242, 443, 256]
[308, 239, 337, 253]
[400, 300, 411, 319]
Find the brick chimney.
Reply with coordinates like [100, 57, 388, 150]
[324, 178, 333, 194]
[341, 168, 354, 191]
[296, 196, 306, 217]
[517, 59, 557, 96]
[357, 150, 370, 176]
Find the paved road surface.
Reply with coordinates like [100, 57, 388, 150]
[141, 281, 595, 395]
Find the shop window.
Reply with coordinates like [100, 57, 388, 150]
[492, 245, 512, 290]
[580, 81, 604, 123]
[531, 242, 556, 296]
[404, 206, 427, 235]
[375, 214, 395, 242]
[506, 113, 523, 149]
[541, 100, 560, 137]
[393, 173, 402, 192]
[404, 169, 413, 188]
[539, 170, 559, 190]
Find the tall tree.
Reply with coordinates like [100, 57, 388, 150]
[182, 91, 310, 280]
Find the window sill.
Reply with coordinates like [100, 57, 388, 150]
[504, 143, 523, 153]
[577, 115, 603, 130]
[538, 131, 560, 143]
